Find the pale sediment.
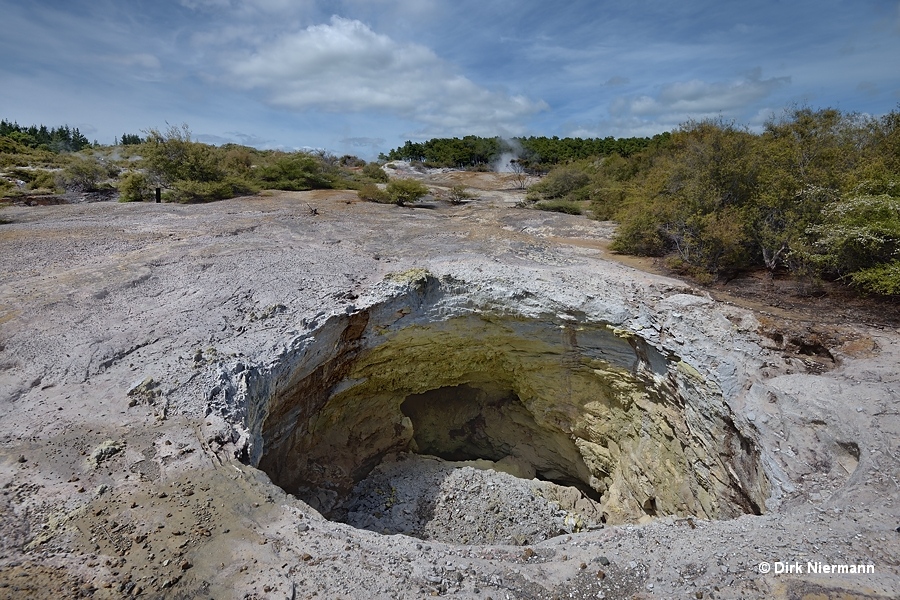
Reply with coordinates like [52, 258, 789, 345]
[0, 193, 896, 599]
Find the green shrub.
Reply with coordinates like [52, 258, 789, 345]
[25, 169, 57, 191]
[610, 207, 669, 256]
[362, 162, 389, 182]
[849, 260, 900, 295]
[386, 178, 429, 206]
[805, 194, 900, 277]
[0, 136, 61, 169]
[170, 176, 258, 203]
[358, 183, 391, 203]
[340, 155, 366, 167]
[142, 124, 222, 186]
[528, 167, 590, 200]
[58, 157, 108, 191]
[255, 153, 332, 190]
[221, 146, 254, 175]
[447, 184, 476, 205]
[139, 125, 262, 202]
[118, 172, 152, 202]
[534, 200, 582, 215]
[170, 179, 233, 203]
[5, 168, 58, 192]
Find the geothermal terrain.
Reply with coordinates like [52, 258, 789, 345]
[0, 168, 897, 599]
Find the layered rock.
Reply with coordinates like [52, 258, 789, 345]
[241, 271, 768, 524]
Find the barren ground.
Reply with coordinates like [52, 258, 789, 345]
[0, 168, 897, 599]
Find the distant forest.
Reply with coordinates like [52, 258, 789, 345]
[0, 119, 93, 153]
[379, 134, 672, 170]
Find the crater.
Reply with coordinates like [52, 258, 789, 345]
[239, 274, 769, 542]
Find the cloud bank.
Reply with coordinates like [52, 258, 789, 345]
[226, 16, 547, 136]
[611, 71, 791, 121]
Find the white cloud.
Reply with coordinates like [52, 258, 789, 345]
[342, 0, 440, 17]
[610, 71, 791, 120]
[107, 53, 162, 71]
[565, 117, 676, 140]
[341, 136, 386, 148]
[225, 16, 546, 136]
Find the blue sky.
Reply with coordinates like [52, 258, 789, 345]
[2, 0, 899, 158]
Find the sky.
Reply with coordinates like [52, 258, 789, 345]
[1, 0, 899, 158]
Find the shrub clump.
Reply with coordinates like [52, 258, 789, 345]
[118, 172, 153, 202]
[57, 157, 111, 191]
[362, 162, 389, 183]
[526, 167, 591, 202]
[255, 153, 332, 191]
[386, 179, 429, 206]
[848, 260, 900, 296]
[534, 200, 583, 215]
[358, 178, 429, 206]
[447, 184, 476, 205]
[357, 183, 391, 203]
[4, 168, 59, 193]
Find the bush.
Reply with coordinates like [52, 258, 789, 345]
[171, 179, 234, 203]
[610, 207, 669, 256]
[849, 260, 900, 295]
[386, 178, 429, 206]
[171, 176, 258, 203]
[118, 172, 152, 202]
[0, 136, 60, 169]
[805, 194, 900, 277]
[26, 169, 58, 191]
[58, 156, 107, 191]
[357, 183, 391, 203]
[255, 153, 332, 190]
[221, 146, 254, 175]
[527, 167, 590, 200]
[339, 154, 366, 167]
[535, 200, 582, 215]
[448, 184, 476, 205]
[5, 168, 58, 192]
[142, 124, 222, 186]
[362, 162, 389, 182]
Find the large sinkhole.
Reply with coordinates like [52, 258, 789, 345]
[248, 283, 769, 544]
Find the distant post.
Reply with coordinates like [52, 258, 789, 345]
[155, 187, 161, 203]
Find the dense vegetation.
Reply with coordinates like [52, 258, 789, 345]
[380, 134, 669, 170]
[0, 119, 93, 153]
[528, 107, 900, 296]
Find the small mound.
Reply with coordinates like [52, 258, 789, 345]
[337, 453, 603, 545]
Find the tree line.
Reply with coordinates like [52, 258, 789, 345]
[527, 107, 900, 296]
[379, 133, 670, 170]
[0, 119, 93, 153]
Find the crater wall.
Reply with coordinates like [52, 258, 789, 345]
[239, 272, 769, 524]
